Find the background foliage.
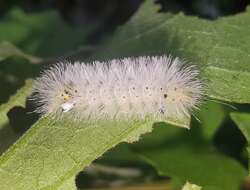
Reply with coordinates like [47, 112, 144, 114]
[0, 0, 250, 190]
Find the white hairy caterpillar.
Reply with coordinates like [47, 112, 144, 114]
[32, 56, 204, 122]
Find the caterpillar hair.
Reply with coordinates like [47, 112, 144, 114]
[31, 56, 204, 122]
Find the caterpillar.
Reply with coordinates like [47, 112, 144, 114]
[31, 56, 204, 122]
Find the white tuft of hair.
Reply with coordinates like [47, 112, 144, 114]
[31, 56, 204, 122]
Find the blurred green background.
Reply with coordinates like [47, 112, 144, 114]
[0, 0, 250, 190]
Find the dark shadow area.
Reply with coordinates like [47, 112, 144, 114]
[57, 0, 143, 44]
[0, 0, 143, 45]
[49, 44, 97, 64]
[156, 0, 250, 19]
[213, 115, 247, 167]
[7, 98, 39, 133]
[0, 123, 20, 155]
[75, 165, 167, 189]
[235, 103, 250, 113]
[130, 121, 210, 153]
[214, 103, 250, 168]
[78, 118, 248, 189]
[21, 0, 142, 26]
[0, 95, 40, 155]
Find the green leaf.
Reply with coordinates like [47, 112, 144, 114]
[131, 101, 244, 190]
[231, 112, 250, 143]
[136, 124, 247, 190]
[93, 0, 250, 103]
[0, 116, 156, 190]
[0, 1, 249, 189]
[197, 101, 227, 139]
[0, 41, 42, 63]
[0, 80, 157, 189]
[0, 6, 98, 190]
[57, 176, 76, 190]
[130, 101, 227, 148]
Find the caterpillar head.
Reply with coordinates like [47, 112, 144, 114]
[60, 88, 78, 112]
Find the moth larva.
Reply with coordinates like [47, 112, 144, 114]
[31, 56, 204, 122]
